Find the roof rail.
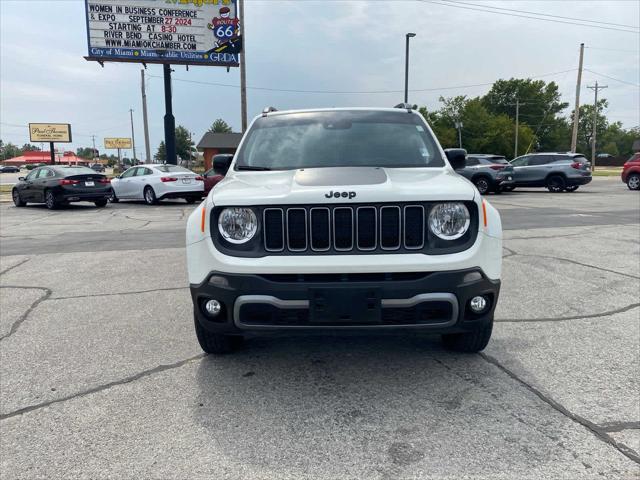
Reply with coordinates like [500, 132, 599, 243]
[394, 103, 414, 111]
[262, 106, 278, 116]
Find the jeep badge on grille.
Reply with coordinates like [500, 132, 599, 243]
[325, 191, 356, 199]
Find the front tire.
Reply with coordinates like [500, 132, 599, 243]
[108, 189, 119, 203]
[627, 173, 640, 190]
[473, 177, 490, 195]
[12, 189, 26, 207]
[194, 313, 243, 354]
[94, 199, 108, 208]
[185, 197, 198, 204]
[565, 185, 579, 192]
[45, 190, 60, 210]
[442, 318, 493, 353]
[546, 175, 566, 193]
[144, 186, 158, 205]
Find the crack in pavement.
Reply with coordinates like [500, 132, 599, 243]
[495, 302, 640, 323]
[0, 257, 30, 276]
[512, 253, 640, 280]
[480, 353, 640, 465]
[0, 354, 205, 421]
[52, 286, 188, 300]
[0, 285, 51, 342]
[598, 421, 640, 433]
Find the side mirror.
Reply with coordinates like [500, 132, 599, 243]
[18, 176, 25, 181]
[213, 154, 233, 175]
[445, 148, 467, 170]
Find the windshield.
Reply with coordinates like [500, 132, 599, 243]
[57, 167, 96, 175]
[155, 165, 192, 173]
[235, 110, 444, 170]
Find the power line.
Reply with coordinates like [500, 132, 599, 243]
[419, 0, 639, 34]
[148, 68, 577, 95]
[439, 0, 639, 29]
[584, 69, 640, 87]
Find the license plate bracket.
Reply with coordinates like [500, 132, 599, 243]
[309, 287, 381, 324]
[182, 178, 191, 184]
[85, 181, 94, 186]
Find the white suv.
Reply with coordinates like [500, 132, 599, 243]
[186, 106, 502, 354]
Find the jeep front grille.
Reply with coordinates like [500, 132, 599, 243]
[211, 202, 478, 257]
[264, 204, 427, 253]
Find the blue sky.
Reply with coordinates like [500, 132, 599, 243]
[1, 0, 638, 159]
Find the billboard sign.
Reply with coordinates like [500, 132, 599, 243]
[104, 137, 133, 149]
[84, 0, 241, 67]
[29, 124, 72, 143]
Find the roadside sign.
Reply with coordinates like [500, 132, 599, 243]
[29, 124, 72, 143]
[84, 0, 241, 67]
[104, 137, 133, 149]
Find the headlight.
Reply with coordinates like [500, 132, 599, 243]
[218, 208, 257, 244]
[428, 203, 470, 240]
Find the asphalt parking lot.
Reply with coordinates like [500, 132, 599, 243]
[0, 177, 638, 479]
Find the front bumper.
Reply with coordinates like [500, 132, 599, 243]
[191, 268, 500, 335]
[495, 176, 516, 189]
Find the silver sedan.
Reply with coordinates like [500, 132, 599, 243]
[109, 164, 204, 205]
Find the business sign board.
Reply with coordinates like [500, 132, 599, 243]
[104, 137, 133, 149]
[29, 124, 72, 143]
[84, 0, 241, 67]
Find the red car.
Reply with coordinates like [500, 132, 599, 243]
[621, 153, 640, 190]
[202, 154, 233, 195]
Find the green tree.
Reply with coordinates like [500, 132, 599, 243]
[208, 118, 233, 133]
[21, 143, 41, 152]
[571, 99, 608, 155]
[175, 125, 194, 161]
[155, 141, 166, 161]
[0, 141, 21, 160]
[482, 78, 568, 151]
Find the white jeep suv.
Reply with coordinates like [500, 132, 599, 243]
[186, 106, 502, 354]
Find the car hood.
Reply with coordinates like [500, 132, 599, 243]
[210, 167, 476, 206]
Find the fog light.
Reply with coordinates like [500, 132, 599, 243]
[469, 295, 488, 313]
[205, 299, 222, 316]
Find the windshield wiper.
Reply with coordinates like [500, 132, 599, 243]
[236, 165, 272, 171]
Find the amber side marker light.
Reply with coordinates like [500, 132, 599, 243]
[201, 206, 206, 233]
[482, 200, 488, 228]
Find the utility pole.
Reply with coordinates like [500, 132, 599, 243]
[163, 63, 177, 165]
[454, 120, 463, 148]
[404, 33, 416, 104]
[239, 0, 248, 132]
[587, 81, 607, 171]
[514, 99, 520, 158]
[141, 69, 151, 163]
[570, 43, 585, 153]
[129, 109, 137, 164]
[91, 135, 97, 161]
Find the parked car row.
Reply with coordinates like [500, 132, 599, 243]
[452, 151, 594, 194]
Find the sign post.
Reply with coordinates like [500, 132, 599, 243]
[84, 1, 243, 165]
[29, 124, 72, 165]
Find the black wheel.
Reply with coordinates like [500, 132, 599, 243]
[502, 186, 516, 192]
[144, 186, 158, 205]
[45, 190, 59, 210]
[194, 313, 243, 354]
[442, 318, 493, 353]
[94, 199, 108, 208]
[546, 175, 566, 193]
[185, 197, 198, 204]
[627, 173, 640, 191]
[565, 185, 579, 192]
[12, 189, 26, 207]
[108, 189, 119, 203]
[473, 177, 490, 195]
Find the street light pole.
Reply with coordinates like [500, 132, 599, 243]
[404, 33, 416, 104]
